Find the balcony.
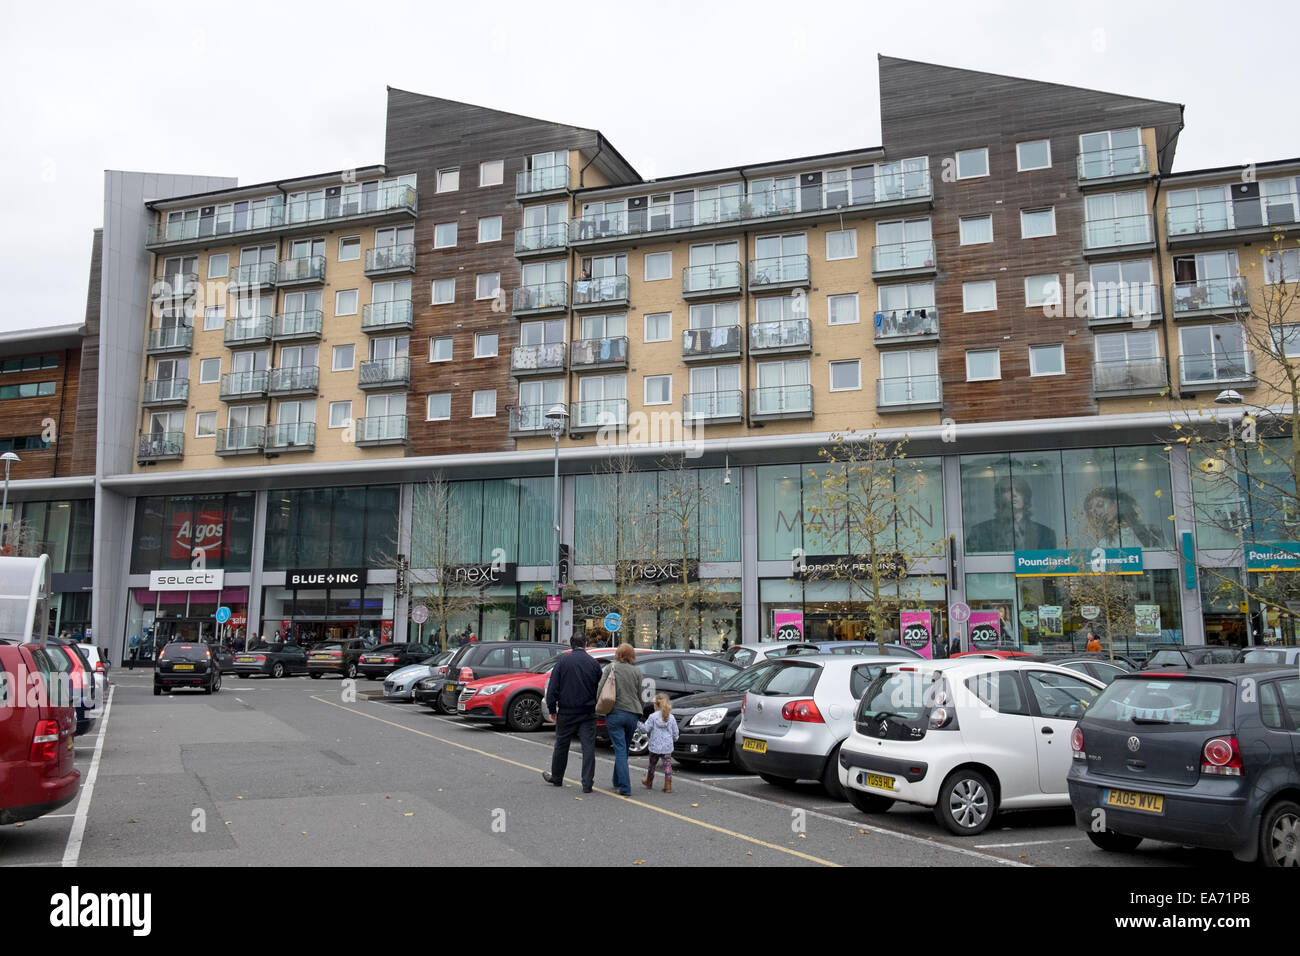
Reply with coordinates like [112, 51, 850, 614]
[1177, 353, 1256, 392]
[354, 415, 408, 447]
[1082, 215, 1155, 257]
[137, 432, 184, 463]
[215, 426, 266, 456]
[1167, 191, 1300, 248]
[224, 316, 273, 347]
[871, 240, 937, 279]
[358, 357, 411, 390]
[361, 299, 414, 333]
[277, 255, 325, 287]
[570, 336, 628, 371]
[569, 399, 628, 434]
[265, 422, 316, 453]
[750, 384, 813, 422]
[876, 375, 943, 413]
[749, 318, 812, 355]
[151, 273, 197, 301]
[228, 262, 277, 292]
[1076, 145, 1151, 188]
[510, 343, 567, 378]
[273, 310, 323, 341]
[516, 164, 570, 199]
[512, 282, 569, 317]
[142, 378, 189, 408]
[1092, 358, 1169, 398]
[1172, 278, 1249, 320]
[219, 370, 268, 401]
[682, 261, 743, 299]
[749, 255, 810, 292]
[514, 223, 569, 258]
[365, 244, 416, 277]
[683, 391, 743, 424]
[1087, 286, 1161, 327]
[508, 403, 567, 436]
[146, 326, 194, 355]
[873, 308, 940, 346]
[267, 365, 319, 397]
[572, 274, 629, 310]
[682, 325, 742, 362]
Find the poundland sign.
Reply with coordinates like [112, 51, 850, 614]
[1245, 543, 1300, 571]
[1014, 549, 1143, 577]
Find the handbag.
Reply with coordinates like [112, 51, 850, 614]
[596, 664, 617, 716]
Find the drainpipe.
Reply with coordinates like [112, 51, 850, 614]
[578, 134, 605, 189]
[1152, 172, 1177, 398]
[739, 169, 751, 430]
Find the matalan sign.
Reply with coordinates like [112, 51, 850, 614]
[286, 568, 368, 588]
[615, 560, 700, 584]
[150, 569, 226, 591]
[792, 553, 908, 581]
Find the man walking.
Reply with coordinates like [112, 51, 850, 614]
[543, 634, 603, 793]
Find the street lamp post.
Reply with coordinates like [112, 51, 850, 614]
[1216, 390, 1249, 644]
[0, 452, 19, 551]
[545, 405, 569, 643]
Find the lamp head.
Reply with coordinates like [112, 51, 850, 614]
[545, 405, 569, 423]
[1214, 389, 1244, 405]
[0, 452, 19, 465]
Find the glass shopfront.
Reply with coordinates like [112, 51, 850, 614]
[261, 585, 393, 646]
[568, 580, 741, 651]
[759, 576, 948, 654]
[125, 587, 250, 662]
[263, 485, 398, 570]
[131, 492, 255, 572]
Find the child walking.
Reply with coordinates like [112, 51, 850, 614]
[639, 693, 679, 793]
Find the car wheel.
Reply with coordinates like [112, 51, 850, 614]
[821, 744, 846, 801]
[506, 693, 543, 732]
[309, 672, 322, 680]
[153, 686, 161, 696]
[845, 787, 895, 815]
[728, 737, 748, 772]
[271, 663, 286, 679]
[345, 663, 358, 680]
[629, 727, 650, 757]
[1260, 799, 1300, 867]
[1087, 829, 1144, 853]
[934, 768, 995, 836]
[759, 773, 798, 789]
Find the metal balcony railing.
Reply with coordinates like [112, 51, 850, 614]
[1077, 144, 1150, 182]
[282, 184, 417, 225]
[267, 366, 319, 395]
[1171, 277, 1249, 316]
[1167, 191, 1300, 238]
[570, 399, 628, 431]
[516, 164, 569, 197]
[513, 282, 569, 314]
[265, 422, 316, 451]
[1177, 352, 1256, 388]
[365, 244, 416, 274]
[151, 273, 197, 300]
[683, 390, 743, 421]
[354, 415, 408, 446]
[146, 326, 194, 353]
[510, 343, 566, 375]
[215, 426, 266, 455]
[749, 254, 810, 289]
[682, 261, 743, 296]
[514, 222, 569, 254]
[224, 316, 273, 346]
[749, 318, 812, 353]
[871, 240, 936, 274]
[273, 310, 323, 340]
[750, 384, 813, 419]
[359, 357, 411, 388]
[572, 274, 629, 307]
[1092, 358, 1168, 395]
[360, 299, 414, 333]
[873, 308, 940, 342]
[570, 336, 628, 368]
[137, 432, 184, 460]
[229, 261, 277, 288]
[681, 325, 742, 360]
[142, 378, 189, 405]
[277, 255, 325, 285]
[876, 374, 942, 408]
[508, 403, 567, 435]
[1082, 214, 1154, 251]
[220, 370, 269, 400]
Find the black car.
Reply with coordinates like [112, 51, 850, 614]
[1142, 645, 1241, 669]
[232, 642, 309, 678]
[1034, 654, 1136, 686]
[672, 659, 788, 767]
[434, 641, 565, 712]
[1069, 664, 1300, 866]
[307, 638, 375, 679]
[357, 643, 437, 680]
[154, 642, 223, 695]
[593, 653, 744, 755]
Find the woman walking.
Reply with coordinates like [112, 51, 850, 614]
[597, 643, 645, 796]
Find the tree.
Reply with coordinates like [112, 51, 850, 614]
[0, 518, 43, 558]
[1057, 507, 1141, 661]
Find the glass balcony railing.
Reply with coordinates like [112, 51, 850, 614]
[510, 343, 566, 375]
[682, 261, 742, 296]
[750, 384, 813, 419]
[151, 273, 197, 300]
[220, 370, 269, 400]
[684, 390, 743, 421]
[570, 399, 628, 431]
[137, 432, 184, 460]
[1167, 191, 1300, 238]
[273, 310, 323, 340]
[361, 299, 414, 333]
[572, 274, 629, 307]
[873, 307, 940, 342]
[516, 164, 569, 197]
[749, 255, 810, 289]
[876, 374, 942, 408]
[215, 426, 265, 455]
[359, 357, 411, 389]
[1092, 358, 1168, 394]
[277, 255, 325, 285]
[1077, 145, 1150, 182]
[229, 262, 277, 288]
[146, 326, 194, 353]
[514, 222, 570, 254]
[282, 185, 417, 227]
[142, 379, 189, 405]
[355, 415, 408, 446]
[513, 282, 569, 313]
[265, 422, 316, 451]
[1178, 352, 1256, 388]
[1082, 214, 1154, 251]
[267, 366, 319, 395]
[365, 244, 416, 274]
[570, 336, 628, 368]
[871, 240, 936, 274]
[681, 325, 742, 360]
[508, 403, 567, 434]
[224, 316, 273, 346]
[1088, 284, 1159, 323]
[749, 318, 812, 353]
[1171, 277, 1249, 316]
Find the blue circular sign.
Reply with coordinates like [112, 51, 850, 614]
[603, 612, 622, 633]
[215, 606, 232, 625]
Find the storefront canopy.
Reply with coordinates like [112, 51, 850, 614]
[0, 555, 51, 641]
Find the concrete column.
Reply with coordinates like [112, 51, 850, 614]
[741, 465, 759, 643]
[247, 489, 268, 643]
[394, 481, 413, 643]
[1169, 443, 1206, 645]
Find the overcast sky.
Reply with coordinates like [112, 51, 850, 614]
[2, 0, 1296, 333]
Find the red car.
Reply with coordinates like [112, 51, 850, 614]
[457, 647, 618, 732]
[0, 642, 80, 825]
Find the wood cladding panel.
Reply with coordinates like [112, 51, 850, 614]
[72, 229, 101, 476]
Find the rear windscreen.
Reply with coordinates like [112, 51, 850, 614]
[754, 661, 822, 697]
[1090, 678, 1233, 728]
[1241, 649, 1287, 665]
[159, 645, 210, 662]
[859, 670, 941, 720]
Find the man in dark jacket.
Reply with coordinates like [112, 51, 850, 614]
[544, 634, 603, 792]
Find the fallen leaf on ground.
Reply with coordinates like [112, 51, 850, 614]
[745, 851, 752, 856]
[633, 860, 645, 865]
[690, 803, 699, 807]
[403, 812, 414, 817]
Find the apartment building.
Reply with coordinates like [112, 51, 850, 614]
[22, 56, 1299, 662]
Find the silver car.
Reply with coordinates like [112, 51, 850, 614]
[736, 655, 916, 799]
[383, 651, 453, 700]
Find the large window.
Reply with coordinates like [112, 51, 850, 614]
[131, 493, 255, 573]
[411, 477, 553, 568]
[263, 486, 398, 570]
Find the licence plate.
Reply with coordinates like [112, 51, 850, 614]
[863, 772, 897, 792]
[236, 657, 254, 663]
[172, 664, 194, 671]
[445, 683, 457, 693]
[1105, 788, 1165, 814]
[457, 704, 467, 713]
[741, 737, 767, 755]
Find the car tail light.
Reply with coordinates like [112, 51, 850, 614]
[741, 695, 747, 715]
[94, 661, 106, 673]
[31, 720, 59, 762]
[928, 706, 955, 729]
[330, 652, 342, 658]
[780, 699, 824, 723]
[384, 656, 399, 664]
[459, 667, 475, 681]
[1201, 736, 1243, 777]
[206, 649, 212, 658]
[1071, 726, 1086, 761]
[253, 655, 267, 662]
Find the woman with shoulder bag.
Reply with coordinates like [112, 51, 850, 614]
[597, 643, 645, 796]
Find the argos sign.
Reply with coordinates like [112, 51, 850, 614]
[170, 510, 226, 560]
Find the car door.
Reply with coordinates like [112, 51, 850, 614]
[678, 657, 742, 693]
[959, 669, 1040, 802]
[639, 657, 688, 712]
[1024, 669, 1103, 795]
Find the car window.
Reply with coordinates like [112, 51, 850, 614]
[680, 658, 736, 685]
[639, 659, 681, 682]
[1090, 663, 1127, 686]
[860, 669, 938, 721]
[849, 663, 893, 698]
[731, 648, 755, 667]
[1242, 649, 1287, 665]
[964, 670, 1028, 715]
[160, 645, 209, 662]
[1277, 679, 1300, 729]
[721, 660, 778, 692]
[1025, 670, 1100, 719]
[754, 661, 821, 697]
[1211, 649, 1240, 664]
[1260, 682, 1288, 730]
[477, 647, 511, 669]
[1090, 677, 1232, 728]
[43, 647, 74, 673]
[1146, 650, 1189, 668]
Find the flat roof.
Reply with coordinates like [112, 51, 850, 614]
[146, 165, 391, 210]
[0, 323, 85, 356]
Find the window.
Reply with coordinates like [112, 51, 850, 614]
[195, 412, 216, 438]
[335, 289, 358, 316]
[1024, 274, 1062, 308]
[429, 335, 453, 362]
[644, 312, 671, 342]
[426, 393, 451, 421]
[436, 168, 459, 193]
[203, 305, 225, 331]
[959, 215, 993, 245]
[325, 401, 351, 429]
[199, 358, 220, 384]
[338, 236, 361, 261]
[829, 359, 861, 391]
[471, 390, 496, 418]
[474, 332, 498, 358]
[956, 148, 989, 179]
[1017, 140, 1052, 171]
[1273, 324, 1300, 358]
[644, 374, 672, 405]
[966, 349, 1001, 381]
[963, 280, 997, 312]
[1021, 207, 1057, 239]
[1266, 249, 1300, 285]
[434, 222, 458, 248]
[1079, 128, 1144, 179]
[477, 216, 502, 243]
[332, 344, 355, 371]
[644, 252, 672, 281]
[1089, 260, 1157, 319]
[207, 253, 228, 278]
[479, 160, 504, 187]
[826, 229, 857, 260]
[1029, 344, 1065, 376]
[476, 273, 500, 300]
[827, 294, 859, 326]
[432, 278, 455, 304]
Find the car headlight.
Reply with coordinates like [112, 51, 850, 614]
[688, 707, 728, 728]
[417, 678, 438, 689]
[477, 683, 507, 696]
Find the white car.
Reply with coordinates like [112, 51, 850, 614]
[76, 643, 110, 703]
[838, 659, 1104, 835]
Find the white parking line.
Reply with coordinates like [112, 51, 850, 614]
[974, 838, 1079, 848]
[62, 684, 113, 867]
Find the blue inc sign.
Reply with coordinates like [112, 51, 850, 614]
[1014, 548, 1143, 577]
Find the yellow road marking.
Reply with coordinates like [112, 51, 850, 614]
[311, 696, 840, 867]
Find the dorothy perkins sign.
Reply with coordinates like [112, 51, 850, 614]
[1014, 549, 1143, 577]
